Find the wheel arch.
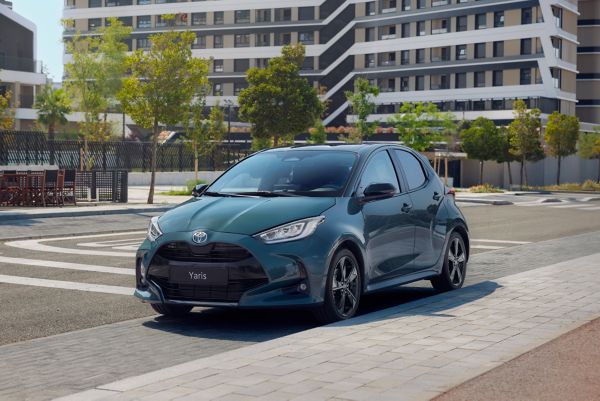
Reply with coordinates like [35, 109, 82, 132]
[450, 222, 470, 262]
[328, 236, 367, 292]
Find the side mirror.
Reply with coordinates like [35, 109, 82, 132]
[192, 184, 208, 197]
[362, 183, 396, 202]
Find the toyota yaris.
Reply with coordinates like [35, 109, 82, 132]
[135, 144, 469, 322]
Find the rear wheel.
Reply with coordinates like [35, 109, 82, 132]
[431, 232, 467, 292]
[313, 249, 362, 324]
[151, 303, 193, 316]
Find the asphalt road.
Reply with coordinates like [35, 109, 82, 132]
[0, 199, 599, 400]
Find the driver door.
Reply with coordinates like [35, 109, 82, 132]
[359, 150, 415, 284]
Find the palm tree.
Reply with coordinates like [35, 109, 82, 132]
[35, 84, 72, 164]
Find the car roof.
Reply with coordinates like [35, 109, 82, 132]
[262, 143, 413, 157]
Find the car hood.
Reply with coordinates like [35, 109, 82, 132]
[158, 196, 336, 235]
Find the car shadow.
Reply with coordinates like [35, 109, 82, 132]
[140, 283, 472, 341]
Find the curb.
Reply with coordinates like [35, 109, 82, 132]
[456, 198, 513, 205]
[0, 206, 173, 221]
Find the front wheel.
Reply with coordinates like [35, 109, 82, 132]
[313, 249, 362, 324]
[431, 232, 467, 292]
[151, 303, 193, 316]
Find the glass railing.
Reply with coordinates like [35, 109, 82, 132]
[0, 56, 42, 74]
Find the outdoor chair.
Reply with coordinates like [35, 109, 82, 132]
[43, 169, 59, 206]
[10, 172, 29, 206]
[27, 171, 46, 207]
[62, 169, 77, 205]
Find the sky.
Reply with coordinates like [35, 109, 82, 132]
[13, 0, 64, 82]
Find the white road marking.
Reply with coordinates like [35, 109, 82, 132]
[5, 231, 145, 257]
[580, 206, 600, 211]
[111, 245, 140, 251]
[77, 239, 143, 248]
[0, 274, 133, 295]
[0, 256, 134, 275]
[471, 245, 505, 250]
[548, 203, 588, 209]
[472, 239, 531, 245]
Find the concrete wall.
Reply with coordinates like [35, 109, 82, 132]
[460, 156, 600, 188]
[128, 171, 224, 186]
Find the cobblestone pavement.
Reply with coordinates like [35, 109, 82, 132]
[58, 252, 600, 401]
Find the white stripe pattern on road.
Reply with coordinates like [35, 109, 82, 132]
[470, 245, 505, 250]
[0, 256, 134, 275]
[471, 239, 531, 245]
[0, 274, 133, 295]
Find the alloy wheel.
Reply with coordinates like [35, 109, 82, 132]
[331, 256, 360, 317]
[447, 237, 466, 286]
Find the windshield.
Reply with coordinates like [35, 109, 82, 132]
[207, 150, 357, 197]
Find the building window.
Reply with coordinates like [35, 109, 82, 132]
[234, 59, 249, 73]
[235, 34, 250, 48]
[493, 70, 503, 86]
[456, 44, 467, 60]
[474, 71, 485, 87]
[192, 12, 206, 26]
[473, 100, 485, 111]
[492, 99, 505, 110]
[455, 72, 466, 88]
[431, 46, 450, 62]
[255, 58, 269, 69]
[379, 52, 396, 66]
[213, 35, 223, 48]
[275, 33, 292, 46]
[213, 59, 223, 72]
[475, 43, 486, 59]
[417, 0, 426, 9]
[235, 10, 250, 24]
[255, 9, 271, 23]
[137, 0, 151, 4]
[88, 18, 102, 31]
[214, 11, 224, 25]
[494, 11, 504, 27]
[551, 67, 561, 88]
[493, 41, 504, 57]
[156, 15, 171, 27]
[552, 37, 563, 59]
[234, 83, 248, 96]
[89, 0, 102, 7]
[137, 37, 150, 49]
[192, 34, 206, 49]
[400, 50, 409, 65]
[401, 23, 410, 38]
[415, 75, 424, 91]
[400, 76, 409, 91]
[552, 6, 563, 28]
[106, 16, 132, 26]
[256, 33, 270, 47]
[299, 32, 314, 45]
[213, 83, 223, 96]
[401, 0, 411, 11]
[365, 54, 376, 68]
[431, 74, 449, 90]
[520, 68, 531, 85]
[431, 18, 449, 34]
[520, 38, 532, 55]
[456, 15, 467, 32]
[475, 13, 487, 29]
[275, 8, 292, 22]
[366, 2, 376, 16]
[381, 25, 396, 40]
[416, 49, 425, 63]
[521, 7, 532, 24]
[417, 21, 426, 36]
[137, 15, 151, 28]
[366, 28, 376, 42]
[299, 7, 315, 20]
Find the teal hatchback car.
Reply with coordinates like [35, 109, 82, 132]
[135, 144, 469, 322]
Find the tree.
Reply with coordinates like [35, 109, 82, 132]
[497, 126, 518, 188]
[508, 99, 544, 187]
[238, 44, 323, 149]
[308, 120, 327, 144]
[544, 112, 579, 185]
[0, 79, 14, 129]
[460, 117, 502, 185]
[34, 84, 72, 165]
[343, 77, 379, 143]
[183, 100, 226, 181]
[579, 129, 600, 183]
[389, 102, 454, 152]
[118, 30, 209, 204]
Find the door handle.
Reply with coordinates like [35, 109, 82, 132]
[433, 192, 442, 201]
[401, 203, 412, 213]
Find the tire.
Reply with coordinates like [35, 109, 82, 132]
[151, 303, 193, 316]
[313, 249, 362, 324]
[431, 232, 467, 292]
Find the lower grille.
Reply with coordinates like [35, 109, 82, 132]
[148, 242, 268, 303]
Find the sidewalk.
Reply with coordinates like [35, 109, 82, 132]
[58, 252, 600, 401]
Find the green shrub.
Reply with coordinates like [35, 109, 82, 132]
[469, 184, 504, 193]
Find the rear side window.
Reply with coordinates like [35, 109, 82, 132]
[358, 151, 399, 193]
[394, 150, 427, 190]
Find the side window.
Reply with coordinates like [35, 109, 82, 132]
[359, 152, 399, 193]
[394, 150, 427, 190]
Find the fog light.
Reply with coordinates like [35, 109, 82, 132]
[298, 282, 308, 292]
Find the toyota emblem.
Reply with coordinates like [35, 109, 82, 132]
[192, 231, 208, 244]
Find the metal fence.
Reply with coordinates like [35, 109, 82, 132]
[0, 131, 252, 172]
[76, 170, 128, 203]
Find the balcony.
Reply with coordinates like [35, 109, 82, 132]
[0, 56, 42, 74]
[380, 34, 396, 40]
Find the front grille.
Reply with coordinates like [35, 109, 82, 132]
[149, 242, 268, 303]
[157, 242, 252, 263]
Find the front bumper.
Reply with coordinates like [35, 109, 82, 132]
[134, 229, 332, 308]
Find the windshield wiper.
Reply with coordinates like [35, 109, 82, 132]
[237, 191, 301, 197]
[203, 191, 252, 198]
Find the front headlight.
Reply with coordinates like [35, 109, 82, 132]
[254, 216, 325, 244]
[147, 216, 163, 242]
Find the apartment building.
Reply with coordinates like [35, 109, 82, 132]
[0, 2, 47, 130]
[62, 0, 591, 127]
[576, 0, 599, 130]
